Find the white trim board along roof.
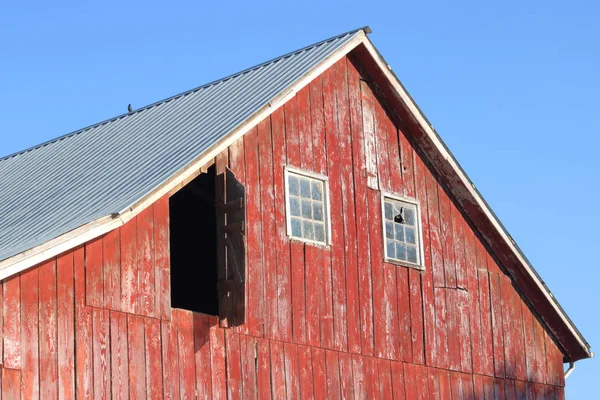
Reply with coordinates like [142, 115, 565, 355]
[0, 27, 591, 362]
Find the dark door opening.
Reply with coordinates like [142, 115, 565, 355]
[169, 165, 218, 315]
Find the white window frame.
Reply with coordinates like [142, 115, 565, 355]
[381, 192, 425, 270]
[284, 166, 332, 246]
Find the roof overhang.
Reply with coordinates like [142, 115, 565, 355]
[0, 28, 590, 361]
[351, 35, 591, 362]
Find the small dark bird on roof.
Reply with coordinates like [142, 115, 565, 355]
[128, 104, 133, 113]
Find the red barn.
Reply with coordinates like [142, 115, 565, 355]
[0, 27, 591, 398]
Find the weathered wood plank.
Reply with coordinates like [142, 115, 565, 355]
[360, 79, 378, 190]
[176, 310, 195, 400]
[86, 236, 104, 308]
[154, 195, 171, 320]
[257, 338, 272, 400]
[298, 345, 314, 399]
[347, 56, 369, 356]
[92, 308, 111, 399]
[391, 362, 406, 400]
[415, 154, 436, 367]
[271, 106, 293, 343]
[193, 314, 212, 400]
[21, 266, 40, 400]
[74, 246, 93, 399]
[145, 317, 163, 400]
[209, 317, 226, 400]
[434, 287, 450, 370]
[283, 342, 300, 400]
[439, 189, 456, 288]
[103, 228, 121, 311]
[458, 288, 473, 373]
[57, 252, 75, 400]
[3, 274, 20, 369]
[501, 276, 517, 379]
[372, 83, 391, 193]
[377, 358, 393, 399]
[445, 288, 461, 371]
[338, 352, 354, 399]
[225, 331, 243, 400]
[110, 311, 129, 400]
[311, 347, 327, 400]
[397, 265, 412, 363]
[305, 241, 322, 348]
[2, 368, 21, 400]
[121, 217, 138, 314]
[533, 315, 548, 384]
[39, 258, 58, 400]
[310, 74, 327, 175]
[426, 173, 445, 290]
[128, 314, 146, 400]
[240, 335, 259, 400]
[297, 85, 314, 171]
[489, 272, 505, 378]
[478, 268, 495, 376]
[290, 241, 307, 344]
[325, 350, 341, 399]
[137, 205, 155, 317]
[351, 353, 366, 399]
[161, 316, 180, 400]
[243, 127, 265, 337]
[453, 206, 467, 290]
[269, 340, 286, 400]
[326, 62, 349, 354]
[284, 95, 300, 169]
[258, 117, 279, 340]
[467, 230, 484, 375]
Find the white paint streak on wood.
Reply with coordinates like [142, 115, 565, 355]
[360, 81, 378, 190]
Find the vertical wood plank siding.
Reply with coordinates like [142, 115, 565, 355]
[0, 55, 566, 398]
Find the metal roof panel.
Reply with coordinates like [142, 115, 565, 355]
[0, 28, 364, 262]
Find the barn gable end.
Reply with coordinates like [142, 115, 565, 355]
[0, 28, 590, 397]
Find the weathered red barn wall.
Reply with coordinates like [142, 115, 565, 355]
[0, 54, 567, 399]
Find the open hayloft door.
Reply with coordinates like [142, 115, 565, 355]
[216, 165, 246, 327]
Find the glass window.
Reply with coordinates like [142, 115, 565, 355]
[383, 197, 422, 266]
[286, 169, 329, 244]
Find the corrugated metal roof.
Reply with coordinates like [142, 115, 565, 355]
[0, 28, 364, 263]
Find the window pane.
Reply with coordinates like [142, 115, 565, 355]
[405, 207, 416, 226]
[394, 224, 404, 241]
[290, 196, 301, 217]
[311, 181, 323, 200]
[289, 175, 299, 196]
[314, 223, 326, 242]
[291, 217, 302, 237]
[313, 202, 324, 222]
[407, 246, 418, 264]
[385, 202, 394, 220]
[300, 178, 311, 198]
[303, 221, 314, 240]
[387, 240, 396, 259]
[396, 243, 407, 261]
[301, 199, 313, 219]
[405, 227, 416, 244]
[385, 222, 394, 239]
[286, 171, 329, 244]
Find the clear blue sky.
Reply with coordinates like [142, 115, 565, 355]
[1, 0, 597, 396]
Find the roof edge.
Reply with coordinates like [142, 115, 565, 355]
[0, 28, 368, 277]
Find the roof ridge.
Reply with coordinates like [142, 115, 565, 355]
[0, 26, 369, 163]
